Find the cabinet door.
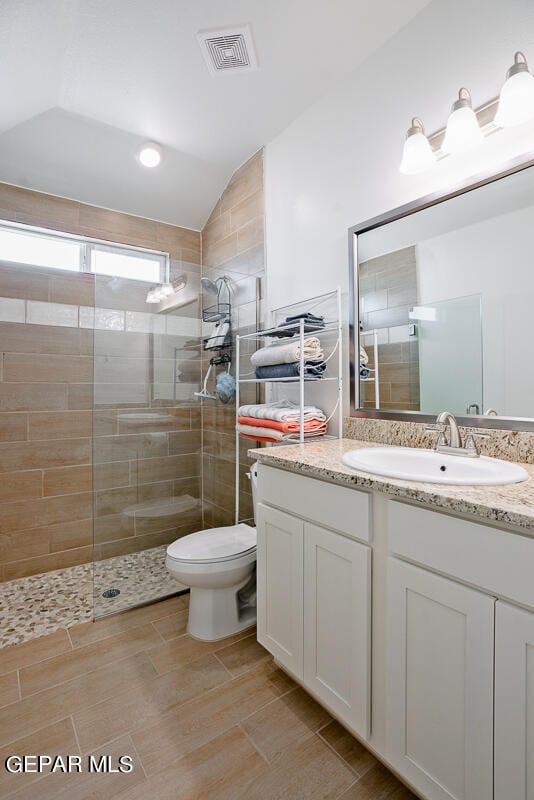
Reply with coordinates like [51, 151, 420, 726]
[386, 558, 494, 800]
[303, 523, 371, 739]
[495, 601, 534, 800]
[256, 503, 304, 678]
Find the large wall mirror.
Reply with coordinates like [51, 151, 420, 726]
[349, 157, 534, 430]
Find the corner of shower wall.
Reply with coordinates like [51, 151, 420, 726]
[200, 149, 266, 527]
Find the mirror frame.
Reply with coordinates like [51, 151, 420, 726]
[349, 151, 534, 431]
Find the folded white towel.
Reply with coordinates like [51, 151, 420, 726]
[238, 400, 326, 423]
[250, 338, 323, 368]
[237, 422, 326, 441]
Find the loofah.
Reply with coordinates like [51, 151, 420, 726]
[215, 371, 236, 403]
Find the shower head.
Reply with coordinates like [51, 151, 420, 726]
[201, 277, 219, 294]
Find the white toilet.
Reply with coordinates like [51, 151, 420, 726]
[165, 463, 258, 641]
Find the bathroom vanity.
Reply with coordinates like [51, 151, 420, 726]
[252, 439, 534, 800]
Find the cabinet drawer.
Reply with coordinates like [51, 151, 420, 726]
[258, 464, 370, 543]
[388, 500, 534, 609]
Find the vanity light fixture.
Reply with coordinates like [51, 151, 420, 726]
[145, 277, 187, 304]
[399, 50, 534, 174]
[399, 118, 436, 175]
[442, 88, 483, 155]
[495, 51, 534, 127]
[138, 142, 163, 168]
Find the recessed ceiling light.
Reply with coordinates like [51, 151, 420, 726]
[138, 142, 163, 168]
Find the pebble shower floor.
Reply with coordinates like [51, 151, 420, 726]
[0, 545, 180, 648]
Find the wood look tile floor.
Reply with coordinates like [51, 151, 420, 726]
[0, 596, 417, 800]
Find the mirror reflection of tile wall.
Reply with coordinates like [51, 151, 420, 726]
[359, 245, 420, 411]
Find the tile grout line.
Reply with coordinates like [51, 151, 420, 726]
[70, 713, 83, 757]
[237, 721, 272, 766]
[126, 735, 149, 781]
[212, 650, 236, 679]
[335, 776, 361, 800]
[316, 728, 364, 780]
[238, 684, 298, 726]
[149, 621, 170, 644]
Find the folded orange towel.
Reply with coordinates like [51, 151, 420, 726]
[240, 433, 280, 443]
[238, 416, 327, 434]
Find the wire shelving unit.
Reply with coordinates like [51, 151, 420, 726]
[234, 287, 343, 523]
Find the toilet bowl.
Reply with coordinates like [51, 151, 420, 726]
[165, 463, 258, 641]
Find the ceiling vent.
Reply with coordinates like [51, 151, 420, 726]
[197, 25, 258, 76]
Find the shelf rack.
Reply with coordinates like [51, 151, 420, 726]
[234, 288, 343, 523]
[360, 328, 380, 407]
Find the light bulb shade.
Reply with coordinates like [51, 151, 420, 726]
[138, 142, 163, 168]
[496, 62, 534, 127]
[442, 89, 483, 154]
[160, 283, 174, 298]
[399, 118, 436, 175]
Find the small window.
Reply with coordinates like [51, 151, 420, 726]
[0, 227, 82, 271]
[0, 222, 168, 283]
[88, 244, 165, 283]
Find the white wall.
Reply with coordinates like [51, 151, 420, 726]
[264, 0, 534, 408]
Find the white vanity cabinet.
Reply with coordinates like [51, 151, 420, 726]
[494, 601, 534, 800]
[256, 465, 372, 739]
[256, 503, 304, 677]
[255, 462, 534, 800]
[386, 557, 495, 800]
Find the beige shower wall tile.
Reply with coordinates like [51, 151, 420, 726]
[0, 183, 80, 230]
[1, 544, 93, 581]
[48, 518, 93, 552]
[2, 353, 92, 383]
[220, 151, 263, 213]
[0, 438, 91, 473]
[0, 412, 28, 442]
[0, 322, 92, 356]
[0, 491, 92, 535]
[0, 470, 43, 503]
[78, 203, 158, 244]
[43, 465, 93, 496]
[230, 188, 264, 232]
[0, 527, 50, 563]
[0, 264, 50, 302]
[0, 383, 68, 412]
[237, 216, 264, 253]
[28, 410, 92, 440]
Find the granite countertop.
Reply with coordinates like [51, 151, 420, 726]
[250, 438, 534, 532]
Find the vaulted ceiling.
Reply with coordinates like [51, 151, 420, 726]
[0, 0, 431, 229]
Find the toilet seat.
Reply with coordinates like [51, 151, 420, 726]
[166, 523, 256, 565]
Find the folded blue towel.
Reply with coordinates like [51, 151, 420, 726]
[255, 360, 326, 379]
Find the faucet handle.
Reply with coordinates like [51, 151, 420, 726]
[425, 425, 448, 447]
[463, 430, 490, 456]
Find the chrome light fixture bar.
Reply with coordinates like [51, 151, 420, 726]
[400, 50, 534, 174]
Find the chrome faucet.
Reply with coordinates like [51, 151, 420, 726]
[426, 411, 489, 458]
[436, 411, 462, 449]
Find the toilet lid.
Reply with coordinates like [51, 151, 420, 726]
[166, 523, 256, 564]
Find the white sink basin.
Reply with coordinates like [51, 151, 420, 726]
[342, 447, 528, 486]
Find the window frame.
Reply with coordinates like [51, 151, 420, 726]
[0, 220, 169, 283]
